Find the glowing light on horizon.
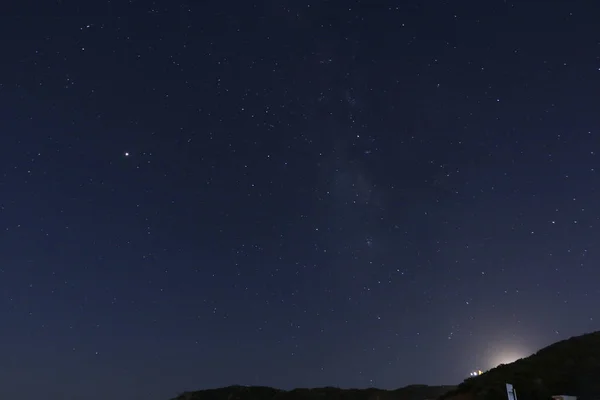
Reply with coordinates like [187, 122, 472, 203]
[490, 350, 530, 368]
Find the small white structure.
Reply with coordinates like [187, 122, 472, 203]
[506, 383, 518, 400]
[552, 396, 577, 400]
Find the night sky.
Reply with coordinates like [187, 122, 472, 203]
[1, 1, 600, 399]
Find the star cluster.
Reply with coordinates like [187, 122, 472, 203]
[1, 1, 599, 400]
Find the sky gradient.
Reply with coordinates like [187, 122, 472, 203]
[1, 1, 599, 400]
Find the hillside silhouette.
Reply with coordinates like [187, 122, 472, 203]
[442, 331, 600, 400]
[171, 331, 600, 400]
[171, 384, 456, 400]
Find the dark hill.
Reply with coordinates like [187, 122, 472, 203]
[172, 384, 456, 400]
[442, 331, 600, 400]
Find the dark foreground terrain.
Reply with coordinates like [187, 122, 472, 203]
[172, 384, 456, 400]
[172, 331, 600, 400]
[442, 331, 600, 400]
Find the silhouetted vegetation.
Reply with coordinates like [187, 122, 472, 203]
[172, 384, 456, 400]
[442, 331, 600, 400]
[171, 331, 600, 400]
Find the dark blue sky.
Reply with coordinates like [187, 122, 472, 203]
[1, 1, 599, 399]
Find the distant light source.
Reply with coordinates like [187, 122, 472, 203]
[124, 152, 130, 157]
[469, 370, 483, 377]
[491, 350, 528, 368]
